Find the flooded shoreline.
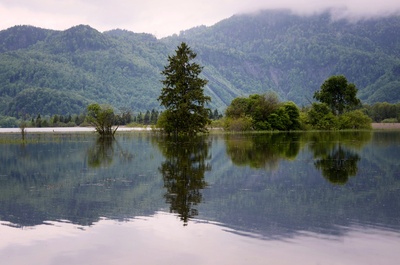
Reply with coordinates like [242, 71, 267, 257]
[1, 124, 399, 134]
[0, 126, 152, 134]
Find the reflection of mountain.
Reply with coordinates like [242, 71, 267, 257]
[154, 136, 211, 225]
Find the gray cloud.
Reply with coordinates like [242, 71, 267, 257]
[0, 0, 399, 37]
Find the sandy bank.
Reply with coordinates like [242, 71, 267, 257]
[371, 123, 400, 130]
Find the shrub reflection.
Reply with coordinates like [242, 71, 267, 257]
[224, 131, 372, 184]
[225, 133, 301, 170]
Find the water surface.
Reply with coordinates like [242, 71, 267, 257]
[0, 131, 399, 264]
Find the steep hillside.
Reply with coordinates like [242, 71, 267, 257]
[0, 9, 399, 119]
[0, 25, 167, 117]
[175, 10, 400, 106]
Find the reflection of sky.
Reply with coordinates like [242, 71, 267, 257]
[1, 212, 399, 265]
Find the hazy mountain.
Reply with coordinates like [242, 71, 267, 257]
[0, 9, 399, 118]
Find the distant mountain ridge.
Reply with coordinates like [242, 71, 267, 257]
[0, 9, 399, 118]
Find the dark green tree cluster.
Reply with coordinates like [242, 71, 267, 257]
[305, 75, 372, 130]
[362, 102, 400, 122]
[4, 113, 86, 128]
[133, 109, 159, 125]
[86, 103, 126, 137]
[0, 110, 133, 129]
[85, 103, 153, 137]
[209, 109, 223, 120]
[158, 42, 211, 135]
[31, 113, 86, 127]
[313, 75, 360, 115]
[224, 92, 301, 131]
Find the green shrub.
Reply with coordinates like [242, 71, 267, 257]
[381, 118, 398, 123]
[0, 116, 19, 128]
[223, 117, 253, 131]
[339, 110, 372, 129]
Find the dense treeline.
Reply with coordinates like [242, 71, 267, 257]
[222, 75, 375, 131]
[362, 102, 400, 123]
[0, 10, 400, 121]
[223, 93, 301, 131]
[222, 93, 374, 132]
[0, 107, 223, 128]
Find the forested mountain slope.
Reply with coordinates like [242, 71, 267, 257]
[0, 9, 399, 118]
[176, 10, 400, 107]
[0, 25, 167, 117]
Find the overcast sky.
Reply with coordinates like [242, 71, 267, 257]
[1, 0, 400, 38]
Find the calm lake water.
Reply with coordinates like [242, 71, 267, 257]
[0, 131, 399, 265]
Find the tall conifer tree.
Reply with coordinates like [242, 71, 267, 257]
[158, 42, 211, 135]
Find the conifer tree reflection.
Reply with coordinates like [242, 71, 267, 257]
[156, 136, 211, 225]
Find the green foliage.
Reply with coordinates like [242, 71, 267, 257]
[0, 115, 18, 127]
[223, 116, 253, 131]
[86, 103, 118, 137]
[306, 103, 372, 130]
[158, 42, 211, 135]
[338, 110, 372, 129]
[224, 93, 301, 131]
[0, 25, 51, 52]
[283, 101, 301, 130]
[313, 75, 361, 115]
[225, 97, 251, 118]
[0, 25, 166, 118]
[363, 102, 400, 122]
[381, 118, 398, 123]
[209, 109, 223, 120]
[5, 87, 87, 117]
[268, 108, 290, 131]
[156, 110, 176, 133]
[307, 76, 373, 130]
[1, 11, 400, 119]
[307, 103, 338, 130]
[180, 10, 400, 106]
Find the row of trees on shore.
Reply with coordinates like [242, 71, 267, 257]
[83, 43, 378, 136]
[223, 75, 373, 131]
[2, 43, 399, 136]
